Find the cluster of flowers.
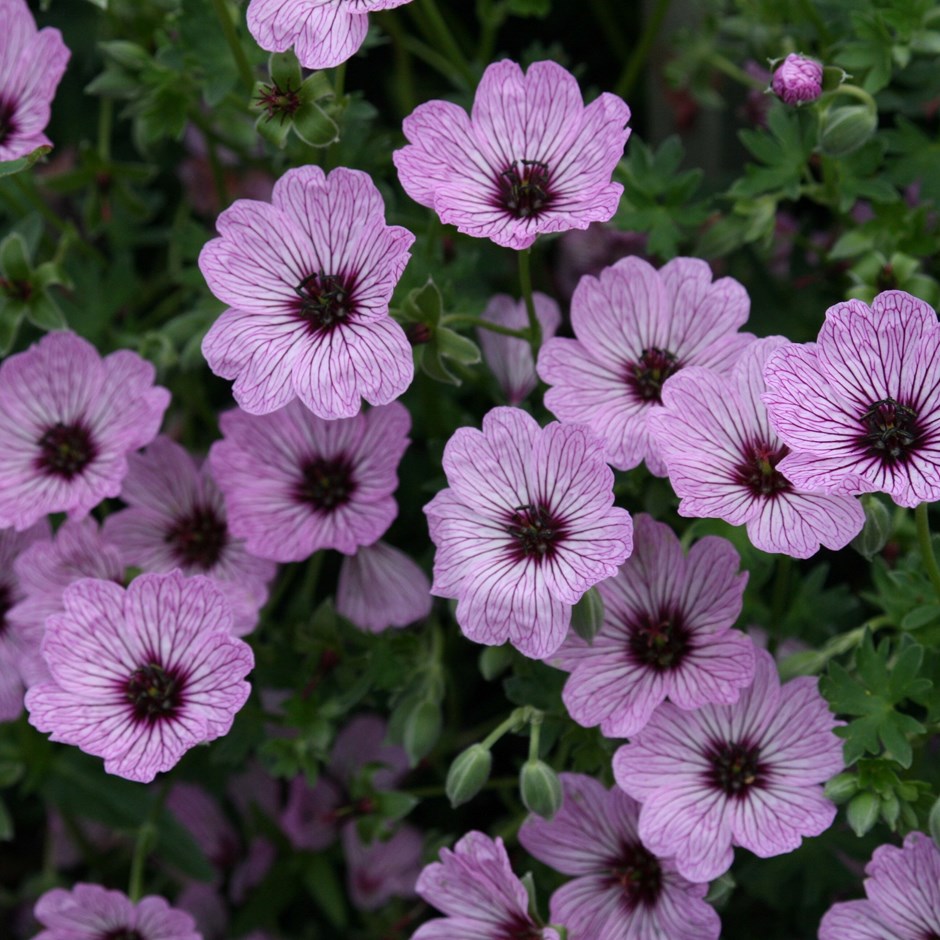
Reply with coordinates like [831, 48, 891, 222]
[3, 0, 940, 938]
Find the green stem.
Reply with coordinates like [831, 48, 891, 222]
[915, 502, 940, 601]
[708, 52, 767, 90]
[209, 0, 255, 93]
[97, 98, 112, 163]
[527, 711, 543, 762]
[517, 247, 540, 353]
[127, 823, 154, 903]
[203, 131, 229, 210]
[416, 0, 475, 87]
[614, 0, 673, 99]
[588, 0, 629, 59]
[379, 11, 418, 114]
[796, 0, 833, 45]
[770, 554, 792, 632]
[333, 62, 347, 102]
[481, 706, 530, 750]
[442, 315, 530, 340]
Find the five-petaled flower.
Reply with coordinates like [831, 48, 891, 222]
[762, 290, 940, 509]
[613, 647, 844, 883]
[649, 336, 866, 558]
[519, 773, 722, 939]
[26, 570, 254, 783]
[200, 165, 415, 419]
[538, 256, 754, 474]
[425, 407, 633, 659]
[394, 59, 631, 250]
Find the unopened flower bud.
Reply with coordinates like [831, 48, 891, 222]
[570, 586, 604, 644]
[851, 497, 892, 560]
[847, 791, 880, 837]
[771, 53, 823, 105]
[929, 795, 940, 848]
[403, 698, 442, 766]
[446, 744, 493, 807]
[819, 104, 878, 157]
[520, 759, 563, 820]
[824, 772, 859, 804]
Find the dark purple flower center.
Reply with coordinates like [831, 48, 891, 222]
[506, 503, 563, 562]
[254, 80, 301, 123]
[626, 347, 681, 403]
[0, 583, 11, 637]
[35, 422, 98, 480]
[608, 841, 663, 909]
[627, 608, 690, 670]
[294, 272, 351, 333]
[100, 932, 144, 940]
[294, 456, 356, 512]
[732, 440, 792, 498]
[498, 159, 553, 219]
[497, 917, 543, 940]
[860, 398, 920, 463]
[705, 740, 765, 797]
[165, 504, 229, 571]
[126, 662, 183, 723]
[0, 98, 16, 145]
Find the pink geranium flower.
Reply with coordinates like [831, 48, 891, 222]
[0, 0, 70, 161]
[33, 884, 200, 940]
[819, 831, 940, 939]
[538, 257, 753, 474]
[336, 540, 431, 632]
[0, 521, 48, 721]
[556, 514, 753, 738]
[414, 831, 562, 940]
[394, 59, 631, 250]
[210, 401, 410, 563]
[519, 773, 721, 939]
[649, 336, 865, 557]
[0, 332, 170, 530]
[477, 292, 561, 405]
[26, 571, 254, 783]
[247, 0, 414, 70]
[343, 823, 423, 911]
[200, 166, 415, 419]
[763, 291, 940, 509]
[613, 648, 844, 883]
[104, 436, 277, 636]
[425, 407, 633, 659]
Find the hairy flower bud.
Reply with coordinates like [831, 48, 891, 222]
[520, 759, 563, 819]
[819, 104, 878, 157]
[570, 586, 605, 643]
[771, 53, 823, 105]
[446, 744, 493, 807]
[851, 497, 892, 560]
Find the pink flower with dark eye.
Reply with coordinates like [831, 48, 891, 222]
[200, 166, 415, 419]
[556, 514, 753, 738]
[0, 332, 170, 531]
[477, 292, 561, 405]
[819, 831, 940, 939]
[649, 336, 865, 557]
[343, 823, 423, 911]
[26, 571, 253, 783]
[519, 774, 721, 940]
[413, 831, 562, 940]
[763, 291, 940, 509]
[336, 540, 431, 633]
[538, 257, 753, 475]
[394, 59, 631, 250]
[0, 521, 49, 721]
[33, 884, 200, 940]
[104, 436, 277, 636]
[8, 518, 125, 689]
[209, 401, 410, 563]
[247, 0, 415, 70]
[613, 648, 844, 883]
[425, 407, 633, 659]
[771, 53, 823, 105]
[0, 0, 70, 162]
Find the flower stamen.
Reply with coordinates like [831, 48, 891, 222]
[294, 272, 351, 333]
[499, 159, 552, 219]
[860, 398, 919, 462]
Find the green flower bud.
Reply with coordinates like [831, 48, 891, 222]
[880, 791, 900, 829]
[446, 744, 493, 807]
[403, 699, 442, 766]
[846, 791, 880, 837]
[570, 586, 604, 644]
[824, 772, 859, 804]
[519, 759, 563, 820]
[850, 497, 892, 560]
[819, 104, 878, 158]
[479, 645, 513, 681]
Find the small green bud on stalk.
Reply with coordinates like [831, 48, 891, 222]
[570, 587, 604, 643]
[520, 759, 563, 819]
[819, 104, 877, 157]
[824, 772, 860, 804]
[446, 744, 493, 807]
[847, 791, 880, 837]
[403, 699, 442, 766]
[851, 497, 892, 560]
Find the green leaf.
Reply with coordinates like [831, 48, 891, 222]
[436, 327, 481, 366]
[27, 293, 67, 331]
[507, 0, 551, 16]
[0, 233, 32, 281]
[302, 853, 348, 930]
[271, 51, 303, 91]
[0, 145, 52, 178]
